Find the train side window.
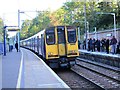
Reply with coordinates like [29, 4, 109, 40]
[67, 29, 76, 43]
[46, 31, 55, 45]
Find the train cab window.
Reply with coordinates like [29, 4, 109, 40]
[67, 28, 76, 43]
[46, 30, 55, 45]
[57, 28, 65, 44]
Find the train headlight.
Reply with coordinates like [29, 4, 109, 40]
[48, 52, 53, 55]
[68, 50, 78, 55]
[69, 50, 76, 53]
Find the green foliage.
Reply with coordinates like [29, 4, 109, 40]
[28, 11, 51, 37]
[0, 18, 4, 42]
[20, 20, 31, 39]
[20, 11, 51, 40]
[20, 1, 120, 39]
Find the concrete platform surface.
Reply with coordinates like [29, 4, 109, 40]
[21, 48, 70, 88]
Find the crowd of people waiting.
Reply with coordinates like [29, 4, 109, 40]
[80, 36, 120, 54]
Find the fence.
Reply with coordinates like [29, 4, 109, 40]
[0, 42, 9, 55]
[88, 28, 120, 41]
[0, 42, 3, 55]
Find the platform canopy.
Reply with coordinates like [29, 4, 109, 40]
[8, 28, 20, 31]
[7, 28, 20, 38]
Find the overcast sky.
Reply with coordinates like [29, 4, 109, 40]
[0, 0, 66, 26]
[0, 0, 66, 37]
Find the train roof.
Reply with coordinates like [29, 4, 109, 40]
[20, 29, 45, 42]
[20, 25, 76, 42]
[46, 25, 76, 28]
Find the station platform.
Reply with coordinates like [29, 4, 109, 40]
[0, 54, 2, 90]
[2, 49, 21, 88]
[79, 49, 120, 58]
[2, 48, 70, 89]
[21, 48, 69, 88]
[2, 49, 22, 88]
[79, 49, 120, 68]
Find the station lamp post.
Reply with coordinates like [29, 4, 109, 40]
[3, 26, 7, 56]
[74, 20, 89, 40]
[18, 10, 44, 51]
[96, 12, 116, 38]
[18, 10, 24, 52]
[84, 2, 87, 50]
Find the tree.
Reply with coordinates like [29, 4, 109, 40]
[20, 20, 31, 40]
[0, 18, 4, 42]
[20, 0, 120, 39]
[95, 1, 118, 30]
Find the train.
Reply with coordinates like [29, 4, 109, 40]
[20, 25, 79, 68]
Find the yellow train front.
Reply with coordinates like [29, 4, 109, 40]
[41, 26, 79, 68]
[20, 25, 79, 68]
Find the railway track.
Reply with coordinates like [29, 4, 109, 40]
[77, 57, 120, 73]
[76, 57, 120, 80]
[55, 69, 104, 89]
[71, 57, 120, 89]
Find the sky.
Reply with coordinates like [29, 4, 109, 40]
[0, 0, 66, 26]
[0, 0, 66, 37]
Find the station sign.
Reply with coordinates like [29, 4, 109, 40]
[8, 29, 20, 31]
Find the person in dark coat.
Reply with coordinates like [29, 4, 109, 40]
[15, 42, 18, 52]
[119, 39, 120, 53]
[116, 39, 120, 54]
[105, 38, 109, 54]
[83, 39, 86, 50]
[87, 39, 90, 51]
[96, 39, 100, 52]
[88, 38, 93, 51]
[101, 38, 106, 52]
[92, 38, 96, 52]
[110, 36, 117, 54]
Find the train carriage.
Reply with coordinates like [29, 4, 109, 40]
[20, 25, 79, 68]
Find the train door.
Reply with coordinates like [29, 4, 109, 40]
[45, 27, 59, 59]
[41, 34, 45, 58]
[66, 26, 79, 57]
[37, 36, 39, 54]
[57, 26, 66, 56]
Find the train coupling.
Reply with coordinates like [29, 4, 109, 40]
[59, 58, 69, 67]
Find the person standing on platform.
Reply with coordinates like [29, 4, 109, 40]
[110, 36, 117, 54]
[88, 38, 93, 51]
[119, 39, 120, 53]
[8, 38, 13, 52]
[116, 38, 120, 54]
[105, 38, 109, 54]
[15, 42, 18, 52]
[101, 38, 106, 52]
[92, 38, 96, 52]
[96, 39, 100, 52]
